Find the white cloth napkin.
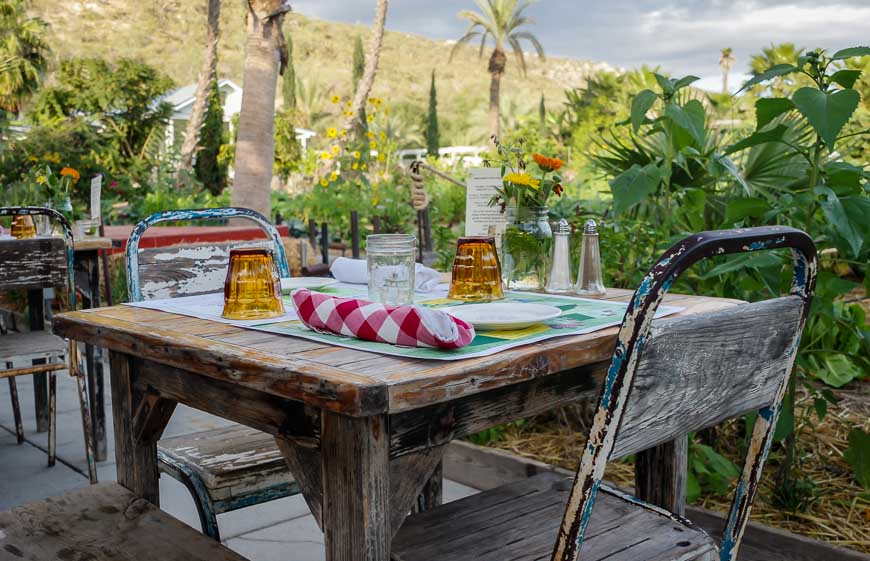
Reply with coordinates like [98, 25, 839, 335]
[330, 257, 441, 292]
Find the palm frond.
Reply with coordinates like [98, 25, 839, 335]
[511, 31, 545, 59]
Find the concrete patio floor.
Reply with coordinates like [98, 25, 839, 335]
[0, 364, 477, 560]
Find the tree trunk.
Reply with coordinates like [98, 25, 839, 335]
[178, 0, 221, 173]
[231, 0, 289, 217]
[316, 0, 389, 181]
[487, 48, 506, 140]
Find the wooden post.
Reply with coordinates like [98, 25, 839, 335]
[416, 460, 443, 512]
[28, 288, 49, 433]
[423, 207, 433, 252]
[416, 210, 424, 263]
[109, 351, 176, 504]
[320, 223, 329, 265]
[321, 412, 390, 561]
[82, 251, 107, 461]
[635, 436, 688, 516]
[372, 216, 381, 234]
[308, 218, 317, 247]
[351, 211, 360, 259]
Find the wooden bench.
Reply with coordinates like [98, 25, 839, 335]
[157, 425, 299, 539]
[0, 483, 247, 561]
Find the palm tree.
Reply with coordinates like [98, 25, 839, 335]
[178, 0, 222, 173]
[450, 0, 544, 139]
[749, 43, 804, 95]
[719, 47, 735, 94]
[232, 0, 291, 217]
[0, 0, 49, 115]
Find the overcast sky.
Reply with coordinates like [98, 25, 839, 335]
[292, 0, 870, 91]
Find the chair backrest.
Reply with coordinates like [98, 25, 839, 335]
[553, 226, 816, 561]
[0, 207, 76, 310]
[126, 207, 289, 302]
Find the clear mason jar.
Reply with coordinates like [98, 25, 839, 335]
[501, 206, 553, 291]
[367, 234, 417, 305]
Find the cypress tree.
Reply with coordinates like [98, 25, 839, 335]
[195, 77, 228, 195]
[282, 33, 296, 109]
[538, 93, 546, 132]
[425, 69, 440, 158]
[352, 35, 368, 135]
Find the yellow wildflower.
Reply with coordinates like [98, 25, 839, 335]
[372, 197, 379, 205]
[331, 145, 340, 155]
[321, 152, 331, 160]
[330, 95, 341, 104]
[369, 140, 377, 149]
[320, 179, 329, 187]
[504, 172, 540, 190]
[330, 171, 339, 181]
[377, 152, 385, 162]
[378, 170, 385, 177]
[374, 98, 383, 107]
[27, 155, 38, 163]
[352, 162, 359, 170]
[345, 100, 352, 108]
[353, 150, 361, 159]
[36, 175, 47, 184]
[327, 127, 338, 138]
[366, 115, 374, 123]
[361, 163, 367, 170]
[366, 131, 375, 139]
[379, 131, 386, 141]
[340, 129, 347, 137]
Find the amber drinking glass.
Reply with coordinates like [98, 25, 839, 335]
[221, 247, 285, 320]
[10, 215, 36, 239]
[448, 236, 504, 301]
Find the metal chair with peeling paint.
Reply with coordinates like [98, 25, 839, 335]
[126, 207, 299, 541]
[391, 226, 817, 561]
[0, 207, 98, 484]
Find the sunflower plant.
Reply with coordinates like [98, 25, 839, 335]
[487, 137, 565, 211]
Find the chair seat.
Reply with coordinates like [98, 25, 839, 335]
[392, 472, 718, 561]
[0, 482, 247, 561]
[158, 425, 295, 505]
[0, 331, 66, 374]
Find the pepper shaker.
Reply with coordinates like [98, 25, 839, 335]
[546, 219, 573, 293]
[575, 219, 606, 298]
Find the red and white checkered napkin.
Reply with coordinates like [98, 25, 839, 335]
[291, 289, 475, 349]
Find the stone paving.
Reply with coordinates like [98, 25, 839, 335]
[0, 366, 476, 560]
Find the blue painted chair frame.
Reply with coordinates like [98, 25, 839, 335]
[126, 207, 290, 303]
[0, 207, 98, 483]
[552, 226, 817, 561]
[125, 207, 293, 541]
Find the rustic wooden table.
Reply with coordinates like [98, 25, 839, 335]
[54, 288, 741, 561]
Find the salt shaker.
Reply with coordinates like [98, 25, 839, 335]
[575, 219, 606, 298]
[546, 219, 573, 293]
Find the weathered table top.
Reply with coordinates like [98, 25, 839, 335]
[53, 289, 742, 416]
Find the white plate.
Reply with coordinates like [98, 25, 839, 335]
[280, 277, 339, 294]
[443, 303, 562, 331]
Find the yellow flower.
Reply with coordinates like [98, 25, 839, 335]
[374, 98, 383, 107]
[331, 145, 340, 155]
[377, 153, 385, 162]
[379, 131, 386, 141]
[330, 95, 341, 104]
[503, 172, 540, 190]
[330, 171, 338, 181]
[352, 162, 359, 170]
[352, 150, 361, 159]
[378, 170, 385, 177]
[361, 163, 368, 170]
[366, 131, 375, 139]
[321, 152, 331, 160]
[327, 127, 337, 138]
[320, 179, 329, 187]
[340, 129, 347, 137]
[369, 140, 377, 149]
[345, 100, 352, 108]
[366, 115, 374, 123]
[372, 197, 379, 205]
[27, 155, 39, 163]
[60, 167, 80, 184]
[36, 175, 47, 184]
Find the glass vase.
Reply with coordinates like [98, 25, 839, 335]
[501, 206, 552, 291]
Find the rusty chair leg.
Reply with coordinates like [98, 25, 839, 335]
[8, 377, 24, 444]
[48, 373, 56, 466]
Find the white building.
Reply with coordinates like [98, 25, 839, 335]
[162, 79, 316, 151]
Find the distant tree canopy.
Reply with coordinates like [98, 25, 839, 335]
[0, 0, 49, 115]
[195, 77, 228, 194]
[28, 57, 174, 176]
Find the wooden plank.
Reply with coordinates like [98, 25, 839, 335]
[135, 358, 320, 443]
[0, 238, 66, 291]
[275, 437, 324, 527]
[443, 441, 870, 561]
[635, 437, 688, 515]
[136, 242, 234, 301]
[391, 471, 717, 561]
[321, 412, 391, 561]
[109, 351, 175, 505]
[73, 236, 112, 251]
[0, 482, 249, 561]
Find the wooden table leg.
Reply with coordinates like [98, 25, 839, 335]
[414, 460, 443, 512]
[80, 250, 107, 461]
[109, 351, 176, 504]
[27, 289, 49, 433]
[321, 411, 390, 561]
[635, 436, 688, 516]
